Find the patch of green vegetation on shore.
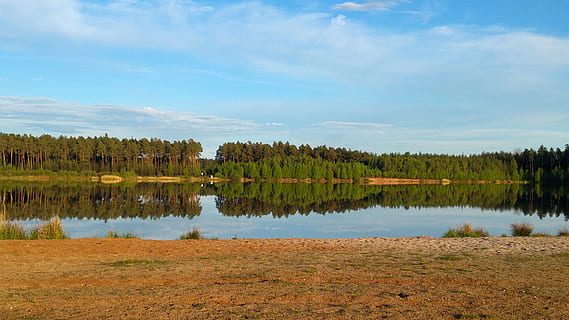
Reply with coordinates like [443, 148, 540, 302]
[0, 217, 69, 240]
[106, 230, 140, 239]
[179, 227, 205, 240]
[443, 224, 490, 238]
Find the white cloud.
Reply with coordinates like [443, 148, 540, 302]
[316, 121, 391, 129]
[0, 0, 98, 39]
[0, 96, 284, 157]
[1, 96, 568, 157]
[0, 1, 568, 155]
[330, 14, 347, 27]
[332, 1, 405, 11]
[416, 0, 445, 22]
[1, 0, 568, 98]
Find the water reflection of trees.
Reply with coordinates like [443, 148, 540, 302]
[212, 183, 569, 220]
[2, 182, 202, 220]
[1, 182, 568, 221]
[515, 185, 569, 219]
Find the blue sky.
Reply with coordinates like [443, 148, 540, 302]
[1, 0, 568, 158]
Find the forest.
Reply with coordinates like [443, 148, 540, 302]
[1, 132, 568, 184]
[0, 133, 202, 176]
[212, 141, 569, 183]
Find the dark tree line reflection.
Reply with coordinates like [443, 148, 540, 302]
[2, 182, 202, 221]
[1, 182, 568, 221]
[213, 183, 568, 220]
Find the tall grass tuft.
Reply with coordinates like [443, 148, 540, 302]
[28, 218, 69, 240]
[0, 221, 27, 240]
[558, 227, 569, 236]
[1, 211, 27, 239]
[179, 227, 204, 240]
[442, 223, 489, 238]
[1, 214, 69, 240]
[510, 222, 533, 237]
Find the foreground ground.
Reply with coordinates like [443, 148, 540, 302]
[1, 237, 569, 320]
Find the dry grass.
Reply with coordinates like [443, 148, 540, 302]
[511, 222, 533, 237]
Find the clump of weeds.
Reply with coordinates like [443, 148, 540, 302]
[443, 223, 489, 238]
[510, 222, 533, 237]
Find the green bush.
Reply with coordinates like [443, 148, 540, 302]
[443, 223, 489, 238]
[179, 227, 204, 240]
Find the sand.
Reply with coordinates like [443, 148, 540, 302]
[1, 237, 569, 319]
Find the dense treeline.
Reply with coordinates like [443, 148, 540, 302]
[214, 156, 376, 181]
[216, 141, 371, 163]
[0, 133, 202, 176]
[1, 133, 568, 184]
[514, 145, 569, 184]
[214, 141, 524, 181]
[214, 142, 569, 182]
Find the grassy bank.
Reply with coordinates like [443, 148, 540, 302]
[0, 217, 68, 240]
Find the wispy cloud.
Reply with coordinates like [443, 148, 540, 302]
[0, 96, 262, 133]
[265, 122, 285, 127]
[1, 1, 568, 156]
[0, 96, 282, 157]
[1, 96, 568, 157]
[316, 121, 391, 130]
[332, 1, 406, 11]
[1, 0, 568, 96]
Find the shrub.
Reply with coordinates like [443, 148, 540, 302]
[28, 218, 69, 240]
[558, 227, 569, 236]
[510, 222, 533, 237]
[443, 223, 489, 238]
[179, 227, 204, 240]
[1, 217, 69, 240]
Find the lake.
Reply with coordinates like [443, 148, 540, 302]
[2, 181, 568, 239]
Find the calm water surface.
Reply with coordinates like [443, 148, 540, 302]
[3, 182, 568, 239]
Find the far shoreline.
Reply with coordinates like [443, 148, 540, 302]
[0, 174, 528, 185]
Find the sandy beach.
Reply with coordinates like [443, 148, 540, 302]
[2, 237, 569, 319]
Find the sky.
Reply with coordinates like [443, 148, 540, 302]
[0, 0, 568, 158]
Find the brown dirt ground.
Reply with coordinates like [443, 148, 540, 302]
[1, 237, 569, 320]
